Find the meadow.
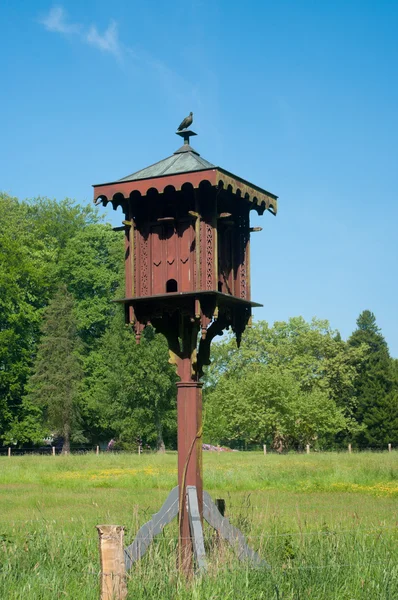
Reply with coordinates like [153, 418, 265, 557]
[0, 451, 397, 599]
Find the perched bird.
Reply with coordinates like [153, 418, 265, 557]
[177, 112, 193, 131]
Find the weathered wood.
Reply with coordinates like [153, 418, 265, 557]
[52, 446, 55, 456]
[306, 444, 310, 454]
[96, 525, 127, 600]
[348, 443, 352, 453]
[124, 486, 179, 570]
[203, 491, 269, 568]
[187, 486, 207, 572]
[215, 498, 225, 517]
[263, 444, 267, 455]
[125, 487, 268, 573]
[214, 498, 226, 546]
[388, 443, 392, 452]
[8, 447, 11, 457]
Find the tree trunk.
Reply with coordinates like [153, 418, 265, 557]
[62, 426, 71, 454]
[273, 432, 284, 453]
[156, 415, 165, 452]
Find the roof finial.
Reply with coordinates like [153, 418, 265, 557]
[177, 129, 196, 145]
[176, 112, 196, 147]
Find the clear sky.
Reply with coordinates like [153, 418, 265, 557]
[1, 1, 397, 355]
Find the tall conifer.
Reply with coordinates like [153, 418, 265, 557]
[348, 310, 397, 447]
[25, 285, 83, 452]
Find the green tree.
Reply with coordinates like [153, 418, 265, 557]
[84, 311, 177, 450]
[205, 364, 346, 449]
[348, 310, 398, 447]
[23, 286, 84, 453]
[0, 194, 115, 444]
[25, 197, 99, 255]
[204, 318, 365, 449]
[0, 194, 53, 441]
[57, 224, 124, 348]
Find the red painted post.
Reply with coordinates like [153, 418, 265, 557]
[176, 356, 203, 575]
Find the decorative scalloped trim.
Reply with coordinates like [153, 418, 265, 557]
[94, 173, 277, 215]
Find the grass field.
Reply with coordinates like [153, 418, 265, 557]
[0, 451, 397, 599]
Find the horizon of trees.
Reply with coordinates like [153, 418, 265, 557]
[1, 192, 397, 451]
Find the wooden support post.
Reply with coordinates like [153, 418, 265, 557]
[306, 444, 310, 454]
[213, 498, 226, 546]
[187, 486, 207, 573]
[52, 446, 55, 456]
[96, 445, 100, 455]
[96, 525, 127, 600]
[348, 443, 352, 453]
[176, 353, 203, 576]
[388, 443, 392, 452]
[215, 498, 225, 516]
[263, 444, 267, 455]
[8, 447, 11, 458]
[160, 315, 204, 576]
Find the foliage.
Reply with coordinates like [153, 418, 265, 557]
[348, 310, 398, 447]
[205, 364, 346, 449]
[0, 194, 55, 440]
[25, 196, 99, 254]
[1, 192, 397, 450]
[22, 286, 84, 452]
[204, 318, 365, 449]
[83, 313, 177, 449]
[0, 194, 122, 445]
[57, 224, 123, 348]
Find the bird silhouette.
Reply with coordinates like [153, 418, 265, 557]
[177, 112, 193, 131]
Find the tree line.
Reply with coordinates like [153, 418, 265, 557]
[1, 193, 397, 451]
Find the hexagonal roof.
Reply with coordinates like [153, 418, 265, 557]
[118, 143, 215, 182]
[93, 131, 278, 215]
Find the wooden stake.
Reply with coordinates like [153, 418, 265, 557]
[263, 444, 267, 455]
[215, 498, 226, 516]
[52, 446, 56, 456]
[348, 443, 352, 453]
[388, 443, 392, 452]
[306, 444, 310, 454]
[8, 447, 11, 458]
[96, 445, 100, 455]
[96, 525, 127, 600]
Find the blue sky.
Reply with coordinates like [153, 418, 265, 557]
[1, 1, 397, 355]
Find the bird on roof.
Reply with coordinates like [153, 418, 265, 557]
[177, 112, 193, 131]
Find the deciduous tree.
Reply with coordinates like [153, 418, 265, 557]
[204, 318, 365, 449]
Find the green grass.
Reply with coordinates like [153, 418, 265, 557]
[0, 451, 397, 599]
